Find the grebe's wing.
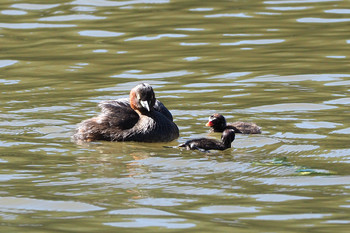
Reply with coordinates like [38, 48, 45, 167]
[98, 98, 139, 130]
[99, 98, 174, 123]
[154, 100, 174, 121]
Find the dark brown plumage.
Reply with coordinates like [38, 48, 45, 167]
[206, 113, 261, 134]
[73, 83, 179, 143]
[179, 129, 236, 152]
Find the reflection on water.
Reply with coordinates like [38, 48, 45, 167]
[0, 197, 104, 212]
[1, 0, 350, 232]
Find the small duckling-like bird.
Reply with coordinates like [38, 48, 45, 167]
[73, 83, 179, 143]
[206, 113, 261, 134]
[179, 129, 236, 152]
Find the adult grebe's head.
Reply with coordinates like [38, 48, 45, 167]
[130, 83, 156, 114]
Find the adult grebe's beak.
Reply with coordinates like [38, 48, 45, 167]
[140, 100, 150, 112]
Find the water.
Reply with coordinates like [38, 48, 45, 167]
[1, 0, 350, 232]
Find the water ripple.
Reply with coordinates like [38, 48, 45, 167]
[125, 34, 187, 41]
[223, 33, 263, 37]
[271, 145, 320, 154]
[297, 17, 350, 23]
[104, 218, 195, 229]
[220, 39, 285, 46]
[242, 213, 332, 221]
[304, 149, 350, 158]
[0, 197, 104, 212]
[0, 60, 18, 68]
[205, 13, 252, 18]
[175, 28, 204, 31]
[39, 14, 106, 21]
[240, 74, 350, 82]
[109, 208, 175, 216]
[326, 55, 346, 59]
[10, 106, 74, 114]
[325, 9, 350, 14]
[180, 42, 209, 46]
[251, 194, 312, 202]
[111, 70, 192, 79]
[0, 174, 37, 182]
[1, 10, 27, 15]
[71, 6, 97, 12]
[184, 205, 260, 214]
[331, 127, 350, 134]
[324, 98, 350, 105]
[257, 176, 350, 186]
[183, 56, 200, 61]
[0, 79, 20, 85]
[273, 132, 327, 139]
[248, 103, 337, 112]
[189, 8, 214, 12]
[134, 198, 194, 206]
[264, 0, 340, 4]
[0, 23, 76, 29]
[71, 0, 170, 7]
[324, 80, 350, 86]
[11, 3, 60, 10]
[209, 72, 252, 80]
[295, 121, 342, 129]
[267, 6, 312, 11]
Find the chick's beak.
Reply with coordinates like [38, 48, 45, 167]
[206, 121, 213, 127]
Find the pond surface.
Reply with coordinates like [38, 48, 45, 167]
[1, 0, 350, 232]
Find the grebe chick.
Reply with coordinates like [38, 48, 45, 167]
[206, 113, 261, 134]
[179, 129, 236, 152]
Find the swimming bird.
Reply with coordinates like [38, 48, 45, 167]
[179, 129, 236, 152]
[206, 113, 261, 134]
[73, 83, 179, 142]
